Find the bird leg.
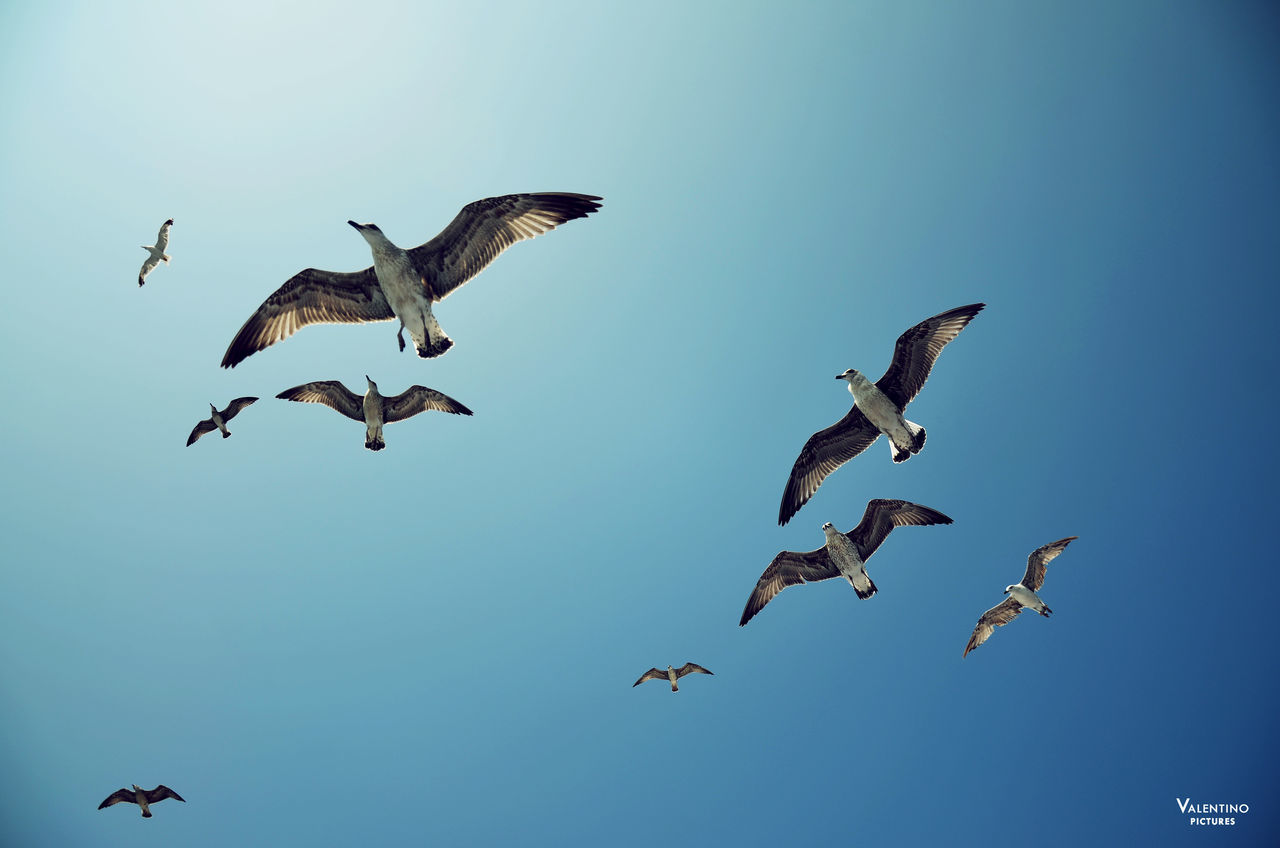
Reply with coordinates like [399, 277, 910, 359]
[397, 320, 406, 352]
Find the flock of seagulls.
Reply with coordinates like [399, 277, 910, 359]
[110, 194, 1080, 819]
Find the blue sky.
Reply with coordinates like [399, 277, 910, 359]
[1, 1, 1277, 844]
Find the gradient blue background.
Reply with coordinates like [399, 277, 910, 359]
[1, 2, 1276, 845]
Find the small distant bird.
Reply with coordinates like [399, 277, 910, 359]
[741, 499, 953, 626]
[778, 303, 984, 525]
[221, 192, 603, 367]
[98, 784, 185, 817]
[138, 219, 173, 287]
[276, 376, 472, 451]
[186, 397, 259, 446]
[963, 537, 1078, 658]
[633, 663, 714, 692]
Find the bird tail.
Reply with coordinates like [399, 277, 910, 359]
[415, 336, 454, 359]
[221, 430, 230, 439]
[141, 809, 153, 818]
[1040, 604, 1052, 618]
[671, 682, 679, 692]
[365, 436, 386, 451]
[162, 253, 171, 264]
[851, 572, 878, 600]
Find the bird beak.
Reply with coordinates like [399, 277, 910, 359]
[348, 220, 363, 230]
[835, 374, 844, 380]
[365, 375, 371, 382]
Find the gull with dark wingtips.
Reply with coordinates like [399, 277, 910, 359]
[778, 303, 984, 525]
[137, 219, 173, 287]
[221, 193, 603, 367]
[98, 784, 185, 818]
[741, 499, 953, 626]
[963, 536, 1078, 658]
[276, 376, 471, 451]
[186, 397, 259, 446]
[633, 663, 714, 692]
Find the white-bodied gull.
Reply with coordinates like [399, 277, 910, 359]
[777, 303, 984, 525]
[276, 376, 471, 451]
[741, 499, 953, 626]
[186, 397, 259, 446]
[137, 219, 173, 287]
[633, 663, 714, 692]
[221, 193, 603, 367]
[98, 784, 185, 817]
[963, 536, 1078, 658]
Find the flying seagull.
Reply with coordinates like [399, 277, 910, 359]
[186, 397, 259, 446]
[138, 218, 173, 287]
[963, 536, 1078, 658]
[633, 663, 714, 692]
[221, 192, 603, 367]
[741, 498, 953, 626]
[777, 302, 984, 525]
[276, 376, 472, 451]
[98, 784, 185, 817]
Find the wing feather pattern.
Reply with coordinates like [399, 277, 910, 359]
[777, 407, 880, 526]
[963, 597, 1025, 658]
[739, 548, 838, 626]
[1021, 536, 1077, 592]
[276, 381, 365, 421]
[847, 499, 954, 560]
[382, 387, 474, 423]
[875, 303, 985, 408]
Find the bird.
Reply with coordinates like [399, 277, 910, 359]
[633, 663, 714, 692]
[186, 397, 259, 446]
[963, 536, 1078, 658]
[741, 498, 953, 626]
[777, 303, 984, 525]
[137, 219, 173, 287]
[276, 376, 472, 451]
[98, 784, 185, 817]
[220, 192, 604, 368]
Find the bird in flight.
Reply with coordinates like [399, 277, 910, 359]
[741, 499, 953, 626]
[137, 219, 173, 287]
[276, 376, 471, 451]
[221, 192, 603, 367]
[777, 303, 984, 525]
[186, 397, 259, 446]
[633, 663, 714, 692]
[963, 536, 1078, 658]
[98, 784, 185, 818]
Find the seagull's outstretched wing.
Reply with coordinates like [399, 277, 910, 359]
[1021, 536, 1077, 592]
[145, 785, 185, 804]
[407, 193, 603, 302]
[98, 788, 135, 810]
[154, 219, 173, 253]
[221, 268, 394, 368]
[740, 548, 838, 626]
[778, 407, 881, 526]
[875, 303, 985, 409]
[138, 255, 161, 287]
[276, 381, 365, 421]
[963, 597, 1025, 658]
[633, 668, 667, 687]
[674, 662, 713, 679]
[186, 418, 217, 447]
[220, 396, 259, 421]
[846, 499, 954, 560]
[382, 386, 474, 423]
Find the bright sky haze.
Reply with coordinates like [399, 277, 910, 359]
[0, 2, 1277, 845]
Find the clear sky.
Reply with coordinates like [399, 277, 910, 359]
[1, 1, 1277, 845]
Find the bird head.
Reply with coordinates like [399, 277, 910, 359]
[209, 403, 217, 412]
[348, 220, 387, 246]
[132, 784, 142, 792]
[1003, 585, 1015, 595]
[365, 375, 377, 391]
[836, 368, 863, 382]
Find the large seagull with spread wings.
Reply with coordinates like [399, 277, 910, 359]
[777, 303, 984, 525]
[276, 376, 472, 451]
[741, 499, 953, 626]
[220, 193, 602, 367]
[963, 536, 1078, 658]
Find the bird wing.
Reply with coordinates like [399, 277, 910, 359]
[221, 267, 393, 368]
[777, 406, 881, 525]
[1021, 536, 1078, 592]
[675, 662, 714, 678]
[382, 386, 475, 424]
[220, 396, 259, 421]
[846, 498, 954, 560]
[633, 668, 667, 687]
[146, 785, 185, 804]
[138, 252, 161, 286]
[407, 193, 603, 302]
[276, 381, 365, 421]
[739, 548, 838, 626]
[154, 219, 173, 253]
[875, 303, 985, 409]
[186, 418, 217, 447]
[963, 597, 1025, 658]
[98, 788, 135, 809]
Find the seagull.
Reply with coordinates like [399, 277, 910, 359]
[138, 219, 173, 287]
[963, 536, 1078, 658]
[98, 784, 185, 817]
[777, 303, 984, 525]
[276, 376, 472, 451]
[741, 498, 953, 626]
[633, 663, 714, 692]
[221, 192, 603, 368]
[186, 397, 259, 446]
